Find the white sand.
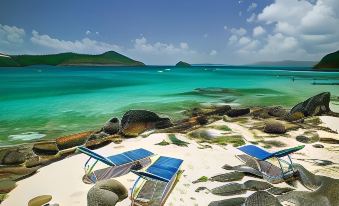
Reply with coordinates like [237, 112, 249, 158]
[320, 116, 339, 132]
[2, 133, 245, 206]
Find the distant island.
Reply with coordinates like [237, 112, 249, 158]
[0, 51, 145, 67]
[175, 61, 191, 67]
[314, 50, 339, 70]
[251, 60, 316, 67]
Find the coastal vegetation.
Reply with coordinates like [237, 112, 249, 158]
[314, 50, 339, 70]
[0, 51, 145, 67]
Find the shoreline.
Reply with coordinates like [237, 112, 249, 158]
[1, 92, 339, 205]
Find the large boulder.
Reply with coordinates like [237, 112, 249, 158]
[290, 92, 331, 117]
[87, 179, 128, 206]
[264, 120, 286, 134]
[120, 110, 172, 137]
[102, 117, 120, 135]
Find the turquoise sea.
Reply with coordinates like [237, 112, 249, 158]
[0, 66, 338, 145]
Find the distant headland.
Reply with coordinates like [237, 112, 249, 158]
[314, 50, 339, 70]
[175, 61, 191, 67]
[0, 51, 145, 67]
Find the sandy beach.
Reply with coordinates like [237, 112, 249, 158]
[3, 114, 339, 206]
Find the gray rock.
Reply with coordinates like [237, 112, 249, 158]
[195, 187, 208, 192]
[312, 144, 324, 148]
[208, 197, 246, 206]
[210, 171, 245, 182]
[211, 183, 246, 196]
[268, 106, 288, 118]
[120, 110, 172, 137]
[0, 149, 26, 165]
[264, 120, 286, 134]
[226, 108, 250, 117]
[290, 92, 331, 117]
[102, 117, 120, 135]
[267, 187, 295, 195]
[243, 180, 273, 191]
[296, 135, 311, 143]
[245, 191, 282, 206]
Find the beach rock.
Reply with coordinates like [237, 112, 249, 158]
[251, 108, 272, 119]
[28, 195, 52, 206]
[0, 149, 26, 165]
[120, 110, 172, 137]
[268, 106, 288, 118]
[32, 141, 59, 156]
[211, 183, 246, 196]
[0, 166, 39, 181]
[196, 116, 208, 125]
[320, 137, 339, 144]
[208, 197, 246, 206]
[226, 108, 250, 117]
[56, 131, 91, 150]
[243, 180, 273, 191]
[195, 186, 208, 192]
[25, 156, 41, 168]
[94, 179, 128, 201]
[102, 117, 120, 135]
[86, 134, 121, 150]
[267, 187, 295, 195]
[285, 112, 305, 122]
[210, 171, 245, 182]
[88, 187, 119, 206]
[264, 120, 286, 134]
[221, 164, 234, 170]
[312, 144, 324, 148]
[0, 180, 16, 193]
[290, 92, 331, 117]
[245, 191, 282, 206]
[296, 135, 311, 143]
[206, 105, 232, 116]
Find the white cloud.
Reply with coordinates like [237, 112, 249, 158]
[230, 27, 247, 36]
[255, 0, 339, 59]
[0, 24, 25, 44]
[247, 3, 258, 12]
[238, 37, 251, 45]
[180, 42, 189, 49]
[31, 30, 121, 54]
[95, 31, 99, 35]
[85, 30, 91, 35]
[223, 26, 228, 31]
[253, 26, 266, 36]
[246, 13, 257, 23]
[228, 35, 238, 45]
[209, 50, 217, 56]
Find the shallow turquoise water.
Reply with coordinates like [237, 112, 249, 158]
[0, 66, 338, 145]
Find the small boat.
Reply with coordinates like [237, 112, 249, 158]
[236, 145, 305, 183]
[130, 156, 184, 206]
[77, 146, 154, 184]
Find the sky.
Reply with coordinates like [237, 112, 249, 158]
[0, 0, 339, 65]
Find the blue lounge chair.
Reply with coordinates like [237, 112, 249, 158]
[77, 146, 154, 184]
[130, 156, 184, 206]
[237, 145, 304, 183]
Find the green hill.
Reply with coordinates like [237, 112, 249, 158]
[0, 51, 145, 67]
[175, 61, 191, 67]
[314, 50, 339, 70]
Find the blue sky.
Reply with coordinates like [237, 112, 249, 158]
[1, 0, 339, 64]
